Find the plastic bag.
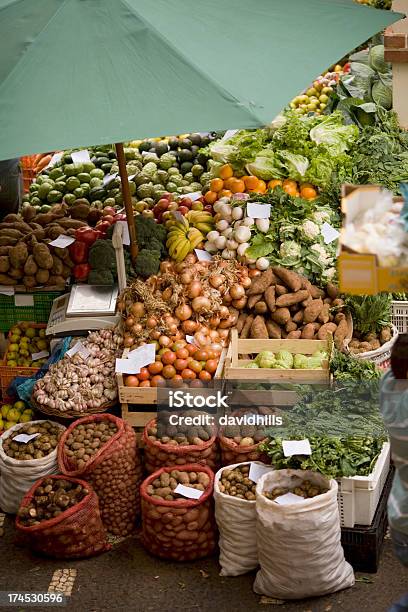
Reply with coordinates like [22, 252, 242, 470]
[141, 464, 216, 561]
[214, 461, 262, 576]
[254, 469, 354, 600]
[58, 414, 142, 536]
[0, 420, 66, 514]
[16, 475, 109, 558]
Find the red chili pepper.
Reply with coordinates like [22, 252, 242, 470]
[73, 263, 91, 282]
[68, 240, 89, 264]
[75, 226, 100, 246]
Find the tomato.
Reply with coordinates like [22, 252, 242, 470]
[174, 358, 188, 371]
[172, 340, 187, 352]
[151, 375, 166, 387]
[186, 344, 197, 355]
[125, 375, 139, 387]
[162, 365, 176, 379]
[158, 347, 170, 357]
[148, 361, 163, 375]
[199, 370, 212, 382]
[205, 359, 218, 374]
[137, 367, 150, 382]
[181, 368, 196, 380]
[194, 349, 209, 361]
[206, 350, 217, 360]
[189, 359, 202, 374]
[170, 374, 184, 388]
[139, 380, 151, 387]
[190, 379, 204, 388]
[176, 347, 189, 359]
[162, 351, 177, 365]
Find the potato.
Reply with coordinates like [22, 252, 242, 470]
[301, 323, 315, 339]
[318, 303, 330, 324]
[250, 315, 269, 339]
[287, 330, 302, 339]
[334, 318, 348, 350]
[247, 268, 276, 295]
[9, 242, 28, 269]
[264, 286, 276, 312]
[240, 314, 254, 339]
[24, 254, 38, 276]
[0, 256, 10, 273]
[271, 308, 291, 325]
[276, 289, 310, 308]
[266, 319, 282, 339]
[303, 299, 323, 323]
[36, 269, 50, 285]
[326, 283, 339, 300]
[275, 284, 288, 296]
[286, 321, 297, 332]
[293, 310, 304, 325]
[273, 267, 303, 292]
[254, 301, 268, 315]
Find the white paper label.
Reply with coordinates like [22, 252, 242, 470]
[321, 222, 340, 244]
[187, 192, 202, 201]
[14, 433, 40, 444]
[185, 335, 196, 346]
[49, 235, 76, 248]
[282, 439, 312, 457]
[45, 152, 63, 169]
[248, 462, 274, 484]
[71, 149, 91, 164]
[115, 358, 140, 374]
[117, 221, 130, 246]
[222, 129, 238, 142]
[127, 174, 136, 181]
[14, 294, 34, 307]
[246, 202, 271, 219]
[274, 492, 305, 505]
[0, 286, 15, 296]
[141, 151, 152, 157]
[31, 350, 50, 361]
[127, 344, 156, 369]
[174, 484, 204, 499]
[66, 341, 90, 360]
[103, 172, 118, 186]
[172, 211, 184, 223]
[194, 249, 212, 261]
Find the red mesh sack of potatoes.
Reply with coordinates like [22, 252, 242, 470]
[219, 408, 276, 466]
[58, 414, 143, 536]
[15, 475, 109, 559]
[143, 416, 219, 474]
[141, 464, 217, 561]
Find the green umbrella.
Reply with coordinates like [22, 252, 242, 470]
[0, 0, 401, 160]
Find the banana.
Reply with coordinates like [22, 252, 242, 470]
[172, 238, 191, 262]
[187, 211, 213, 224]
[194, 222, 214, 235]
[173, 215, 190, 230]
[187, 228, 204, 250]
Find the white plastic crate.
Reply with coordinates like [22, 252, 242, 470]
[391, 301, 408, 334]
[337, 442, 390, 528]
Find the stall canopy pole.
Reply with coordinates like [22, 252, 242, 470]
[115, 142, 138, 263]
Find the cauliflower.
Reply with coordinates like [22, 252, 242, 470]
[279, 240, 301, 261]
[301, 220, 320, 241]
[325, 267, 337, 280]
[311, 243, 332, 266]
[312, 210, 331, 225]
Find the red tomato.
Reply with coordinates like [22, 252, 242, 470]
[162, 351, 177, 365]
[199, 370, 212, 382]
[139, 380, 151, 387]
[148, 361, 163, 375]
[125, 375, 139, 387]
[103, 215, 115, 224]
[189, 359, 202, 374]
[178, 206, 189, 216]
[206, 350, 217, 360]
[195, 349, 209, 361]
[137, 367, 150, 381]
[162, 365, 176, 379]
[158, 347, 170, 356]
[176, 347, 189, 359]
[151, 375, 166, 387]
[205, 359, 218, 374]
[172, 340, 187, 352]
[186, 344, 197, 355]
[181, 368, 196, 380]
[174, 358, 188, 371]
[170, 375, 184, 388]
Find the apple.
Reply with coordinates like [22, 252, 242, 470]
[102, 206, 116, 217]
[157, 199, 170, 211]
[191, 201, 204, 211]
[168, 202, 179, 211]
[103, 215, 115, 224]
[179, 198, 192, 208]
[178, 206, 189, 216]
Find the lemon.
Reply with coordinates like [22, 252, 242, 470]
[5, 420, 16, 430]
[8, 343, 19, 353]
[19, 414, 32, 423]
[7, 408, 20, 422]
[26, 328, 36, 339]
[1, 404, 12, 419]
[10, 326, 21, 336]
[13, 401, 26, 411]
[7, 360, 17, 367]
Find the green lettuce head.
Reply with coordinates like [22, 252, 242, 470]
[255, 351, 276, 369]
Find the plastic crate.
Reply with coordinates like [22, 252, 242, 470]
[391, 301, 408, 334]
[341, 466, 394, 573]
[338, 442, 390, 528]
[0, 291, 63, 333]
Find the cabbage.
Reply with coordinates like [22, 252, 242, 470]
[274, 350, 294, 369]
[305, 154, 335, 187]
[255, 351, 276, 368]
[293, 354, 309, 369]
[309, 114, 359, 157]
[208, 141, 236, 163]
[369, 45, 389, 75]
[246, 150, 285, 180]
[371, 79, 392, 110]
[308, 350, 327, 369]
[278, 151, 309, 181]
[244, 362, 259, 369]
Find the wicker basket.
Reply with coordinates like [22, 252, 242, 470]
[347, 325, 398, 366]
[30, 396, 117, 420]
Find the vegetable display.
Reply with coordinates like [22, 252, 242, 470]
[345, 294, 393, 354]
[63, 421, 118, 471]
[146, 468, 211, 501]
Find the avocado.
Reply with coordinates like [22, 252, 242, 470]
[168, 137, 179, 150]
[189, 133, 202, 146]
[155, 141, 169, 156]
[179, 138, 192, 149]
[139, 140, 153, 152]
[179, 149, 193, 163]
[180, 161, 193, 175]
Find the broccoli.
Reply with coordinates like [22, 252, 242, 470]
[88, 239, 116, 270]
[88, 269, 115, 285]
[134, 249, 161, 278]
[134, 216, 167, 257]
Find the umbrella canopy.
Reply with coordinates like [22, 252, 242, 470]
[0, 0, 402, 160]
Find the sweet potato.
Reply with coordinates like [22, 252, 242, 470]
[21, 205, 37, 222]
[271, 308, 291, 325]
[70, 202, 91, 220]
[46, 225, 66, 240]
[264, 286, 276, 312]
[332, 299, 345, 308]
[247, 269, 276, 295]
[275, 285, 288, 296]
[303, 299, 323, 323]
[273, 267, 302, 292]
[2, 213, 20, 224]
[33, 243, 53, 269]
[334, 319, 349, 349]
[23, 275, 37, 289]
[236, 313, 247, 334]
[0, 236, 17, 246]
[266, 320, 282, 339]
[323, 297, 332, 305]
[36, 269, 50, 285]
[293, 310, 304, 325]
[24, 255, 38, 276]
[334, 312, 346, 324]
[0, 274, 17, 285]
[254, 301, 268, 315]
[240, 314, 254, 339]
[287, 331, 301, 339]
[250, 315, 269, 339]
[33, 213, 63, 226]
[0, 256, 9, 273]
[317, 322, 337, 340]
[47, 275, 66, 286]
[301, 297, 313, 307]
[318, 303, 330, 324]
[0, 228, 24, 240]
[0, 246, 12, 256]
[9, 242, 28, 269]
[62, 265, 72, 278]
[276, 289, 310, 308]
[326, 283, 339, 300]
[286, 321, 297, 333]
[290, 304, 300, 313]
[301, 324, 315, 339]
[56, 219, 87, 229]
[309, 285, 325, 299]
[51, 255, 64, 276]
[247, 294, 263, 309]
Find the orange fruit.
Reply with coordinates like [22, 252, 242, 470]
[219, 189, 232, 198]
[204, 190, 218, 204]
[210, 178, 224, 192]
[243, 175, 259, 191]
[283, 184, 298, 196]
[219, 164, 234, 180]
[300, 186, 317, 200]
[224, 177, 237, 191]
[230, 178, 246, 193]
[282, 178, 298, 190]
[256, 180, 267, 193]
[268, 179, 282, 189]
[300, 182, 314, 190]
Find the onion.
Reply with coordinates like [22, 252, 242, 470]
[194, 331, 208, 347]
[123, 336, 134, 348]
[185, 252, 197, 265]
[219, 305, 230, 319]
[180, 271, 193, 285]
[131, 323, 143, 335]
[149, 330, 161, 340]
[248, 269, 261, 278]
[168, 323, 178, 334]
[209, 315, 221, 328]
[117, 300, 126, 312]
[146, 317, 158, 328]
[214, 235, 227, 250]
[175, 263, 186, 274]
[210, 342, 223, 354]
[223, 292, 232, 305]
[232, 297, 247, 309]
[191, 296, 211, 313]
[208, 330, 220, 341]
[221, 227, 234, 238]
[232, 207, 244, 220]
[219, 315, 235, 329]
[187, 280, 203, 299]
[207, 230, 219, 242]
[209, 274, 223, 289]
[241, 276, 251, 289]
[159, 335, 171, 347]
[130, 302, 145, 318]
[160, 261, 173, 273]
[216, 220, 229, 232]
[218, 329, 229, 340]
[226, 239, 239, 250]
[162, 287, 173, 301]
[125, 316, 135, 329]
[230, 284, 245, 300]
[175, 304, 193, 321]
[182, 320, 198, 334]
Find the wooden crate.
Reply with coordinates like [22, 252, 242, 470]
[224, 329, 330, 382]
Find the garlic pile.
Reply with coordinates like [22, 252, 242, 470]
[32, 329, 123, 414]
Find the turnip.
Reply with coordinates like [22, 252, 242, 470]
[232, 207, 244, 221]
[256, 257, 270, 270]
[207, 230, 220, 242]
[216, 220, 229, 232]
[256, 218, 270, 233]
[237, 242, 250, 257]
[234, 225, 252, 243]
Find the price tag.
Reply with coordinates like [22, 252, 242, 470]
[321, 222, 340, 244]
[142, 151, 153, 157]
[246, 202, 271, 219]
[127, 174, 136, 181]
[115, 358, 140, 374]
[174, 484, 204, 499]
[13, 433, 40, 444]
[282, 439, 312, 457]
[172, 211, 184, 223]
[71, 149, 91, 164]
[187, 192, 202, 201]
[66, 341, 90, 360]
[194, 249, 212, 262]
[185, 335, 197, 346]
[117, 221, 130, 246]
[0, 286, 15, 296]
[221, 129, 238, 142]
[274, 492, 305, 505]
[31, 350, 50, 361]
[248, 462, 274, 484]
[127, 344, 156, 368]
[103, 172, 118, 186]
[49, 235, 76, 248]
[14, 294, 34, 307]
[45, 152, 63, 169]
